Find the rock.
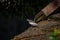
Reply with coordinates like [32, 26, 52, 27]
[11, 20, 60, 40]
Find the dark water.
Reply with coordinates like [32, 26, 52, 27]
[0, 16, 18, 40]
[0, 15, 30, 40]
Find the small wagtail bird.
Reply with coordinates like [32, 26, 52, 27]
[27, 19, 38, 27]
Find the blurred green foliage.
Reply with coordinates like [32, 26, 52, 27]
[49, 28, 60, 40]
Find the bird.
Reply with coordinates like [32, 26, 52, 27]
[27, 19, 38, 26]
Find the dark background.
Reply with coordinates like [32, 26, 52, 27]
[0, 0, 56, 40]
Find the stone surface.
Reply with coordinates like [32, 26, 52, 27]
[11, 20, 60, 40]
